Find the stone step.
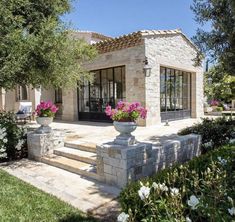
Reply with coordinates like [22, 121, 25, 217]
[41, 155, 101, 181]
[54, 147, 96, 165]
[64, 142, 97, 153]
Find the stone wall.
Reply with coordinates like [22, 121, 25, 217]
[83, 44, 146, 125]
[144, 34, 204, 125]
[97, 134, 201, 188]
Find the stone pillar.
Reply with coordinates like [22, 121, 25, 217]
[27, 130, 64, 161]
[97, 142, 154, 188]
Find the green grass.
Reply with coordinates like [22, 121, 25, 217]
[0, 169, 97, 222]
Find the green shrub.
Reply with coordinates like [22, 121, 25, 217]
[178, 117, 235, 153]
[119, 144, 235, 222]
[0, 111, 27, 161]
[215, 106, 223, 112]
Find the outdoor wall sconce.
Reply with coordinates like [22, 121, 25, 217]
[207, 77, 212, 85]
[143, 57, 152, 77]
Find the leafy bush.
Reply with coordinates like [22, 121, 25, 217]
[119, 144, 235, 222]
[0, 111, 27, 162]
[178, 117, 235, 153]
[215, 106, 223, 112]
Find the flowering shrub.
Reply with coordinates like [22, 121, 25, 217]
[0, 112, 27, 162]
[178, 117, 235, 153]
[119, 144, 235, 221]
[35, 101, 58, 118]
[105, 101, 147, 122]
[209, 99, 220, 106]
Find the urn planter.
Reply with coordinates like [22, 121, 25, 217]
[35, 117, 53, 134]
[113, 121, 137, 146]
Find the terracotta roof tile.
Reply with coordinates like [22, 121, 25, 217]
[93, 29, 200, 54]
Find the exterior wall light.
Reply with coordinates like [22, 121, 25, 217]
[143, 57, 152, 77]
[207, 77, 212, 85]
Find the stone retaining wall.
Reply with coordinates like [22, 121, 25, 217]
[97, 134, 201, 188]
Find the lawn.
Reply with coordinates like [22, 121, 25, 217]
[0, 169, 97, 222]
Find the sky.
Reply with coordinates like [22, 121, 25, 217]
[62, 0, 208, 39]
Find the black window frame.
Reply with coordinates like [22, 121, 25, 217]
[160, 66, 192, 121]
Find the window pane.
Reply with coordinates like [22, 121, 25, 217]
[79, 80, 89, 112]
[90, 70, 101, 112]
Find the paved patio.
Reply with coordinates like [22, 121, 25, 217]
[29, 118, 204, 144]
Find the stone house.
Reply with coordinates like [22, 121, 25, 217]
[0, 29, 204, 126]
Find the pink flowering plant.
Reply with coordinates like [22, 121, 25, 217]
[210, 99, 220, 106]
[105, 101, 147, 122]
[35, 101, 58, 118]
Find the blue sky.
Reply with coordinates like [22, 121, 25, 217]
[62, 0, 208, 39]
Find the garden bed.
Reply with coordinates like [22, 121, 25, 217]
[119, 144, 235, 221]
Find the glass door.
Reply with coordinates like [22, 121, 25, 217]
[78, 66, 126, 122]
[160, 67, 192, 121]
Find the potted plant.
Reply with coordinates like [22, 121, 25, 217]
[35, 101, 58, 133]
[105, 101, 147, 145]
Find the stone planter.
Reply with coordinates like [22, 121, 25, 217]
[35, 117, 53, 134]
[113, 121, 137, 146]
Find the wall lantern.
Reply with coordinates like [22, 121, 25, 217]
[207, 77, 212, 85]
[143, 57, 152, 77]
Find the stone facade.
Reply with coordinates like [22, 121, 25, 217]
[97, 134, 201, 188]
[0, 30, 204, 125]
[144, 34, 204, 124]
[84, 44, 146, 125]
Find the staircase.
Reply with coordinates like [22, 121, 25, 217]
[41, 142, 101, 181]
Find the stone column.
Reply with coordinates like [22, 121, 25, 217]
[97, 142, 154, 188]
[27, 130, 64, 161]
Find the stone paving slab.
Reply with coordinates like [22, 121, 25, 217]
[0, 159, 120, 213]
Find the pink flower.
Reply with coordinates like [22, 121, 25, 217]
[116, 101, 126, 110]
[35, 100, 58, 117]
[105, 101, 148, 121]
[105, 105, 112, 116]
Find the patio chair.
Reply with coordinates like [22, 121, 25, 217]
[16, 102, 32, 124]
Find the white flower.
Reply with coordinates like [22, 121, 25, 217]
[217, 156, 227, 165]
[228, 196, 233, 204]
[15, 139, 25, 151]
[204, 141, 212, 148]
[138, 186, 150, 200]
[170, 187, 179, 196]
[0, 132, 6, 140]
[152, 182, 168, 192]
[228, 207, 235, 216]
[186, 216, 192, 222]
[0, 148, 6, 152]
[0, 152, 7, 158]
[117, 212, 129, 222]
[3, 138, 7, 143]
[229, 138, 235, 144]
[187, 195, 200, 210]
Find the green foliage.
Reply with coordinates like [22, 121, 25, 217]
[0, 0, 97, 90]
[191, 0, 235, 75]
[119, 144, 235, 222]
[204, 64, 235, 102]
[178, 117, 235, 153]
[0, 111, 27, 161]
[0, 169, 97, 222]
